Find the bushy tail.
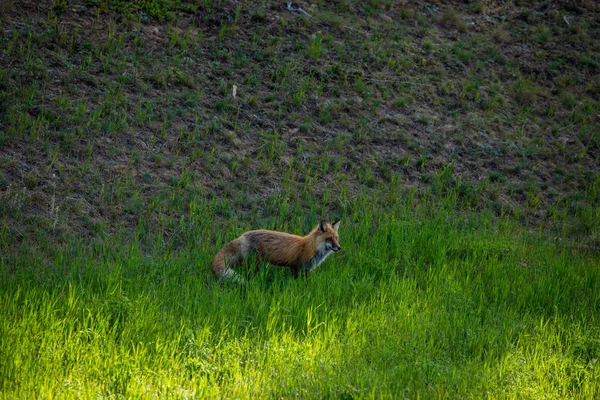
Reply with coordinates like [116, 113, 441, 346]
[212, 240, 246, 285]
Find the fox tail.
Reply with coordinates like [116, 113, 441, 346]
[211, 240, 246, 285]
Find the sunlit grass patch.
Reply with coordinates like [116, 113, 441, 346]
[2, 195, 600, 398]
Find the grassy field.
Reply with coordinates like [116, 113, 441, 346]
[1, 0, 600, 398]
[2, 195, 599, 398]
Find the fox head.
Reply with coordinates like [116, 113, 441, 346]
[317, 219, 341, 252]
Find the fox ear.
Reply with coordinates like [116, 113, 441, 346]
[332, 219, 341, 231]
[319, 220, 327, 232]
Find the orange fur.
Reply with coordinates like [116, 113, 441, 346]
[212, 220, 341, 282]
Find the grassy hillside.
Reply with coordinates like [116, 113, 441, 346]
[1, 0, 600, 398]
[1, 0, 599, 252]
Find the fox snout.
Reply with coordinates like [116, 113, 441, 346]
[326, 242, 342, 252]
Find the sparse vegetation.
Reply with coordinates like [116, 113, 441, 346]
[1, 0, 599, 398]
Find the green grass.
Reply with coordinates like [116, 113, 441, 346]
[1, 1, 600, 397]
[2, 195, 599, 398]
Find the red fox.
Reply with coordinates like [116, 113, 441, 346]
[212, 220, 341, 282]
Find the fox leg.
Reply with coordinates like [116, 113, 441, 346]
[252, 251, 272, 274]
[291, 267, 310, 285]
[291, 266, 306, 279]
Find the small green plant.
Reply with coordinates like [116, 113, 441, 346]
[423, 38, 434, 51]
[489, 171, 506, 183]
[441, 7, 458, 26]
[393, 96, 411, 108]
[534, 24, 552, 43]
[293, 85, 307, 106]
[215, 98, 231, 113]
[319, 102, 334, 124]
[354, 76, 368, 97]
[491, 26, 509, 43]
[52, 0, 68, 13]
[307, 33, 323, 62]
[451, 42, 472, 63]
[512, 78, 539, 105]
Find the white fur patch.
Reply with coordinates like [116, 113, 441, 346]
[222, 269, 246, 285]
[303, 242, 333, 272]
